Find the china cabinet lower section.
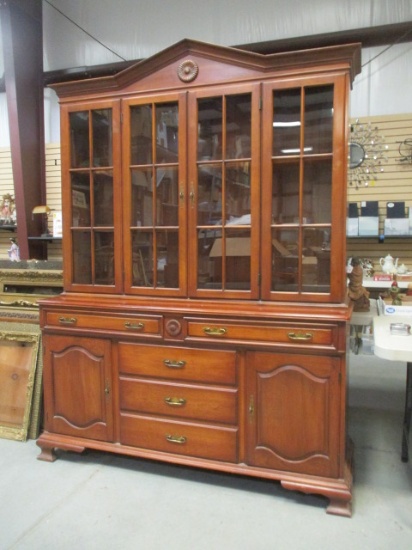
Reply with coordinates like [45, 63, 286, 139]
[37, 300, 353, 517]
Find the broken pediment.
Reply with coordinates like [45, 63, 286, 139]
[50, 38, 361, 99]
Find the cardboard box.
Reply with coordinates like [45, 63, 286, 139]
[384, 218, 409, 236]
[209, 237, 250, 257]
[209, 237, 251, 285]
[378, 295, 412, 316]
[346, 217, 358, 236]
[358, 216, 379, 236]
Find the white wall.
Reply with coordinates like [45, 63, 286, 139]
[44, 88, 60, 144]
[351, 41, 412, 117]
[0, 93, 8, 147]
[0, 88, 60, 146]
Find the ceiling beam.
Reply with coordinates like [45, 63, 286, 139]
[234, 21, 412, 54]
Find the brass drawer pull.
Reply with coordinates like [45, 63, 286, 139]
[166, 434, 187, 445]
[203, 327, 227, 337]
[58, 317, 77, 325]
[287, 331, 313, 342]
[164, 397, 186, 407]
[124, 321, 144, 331]
[163, 359, 186, 369]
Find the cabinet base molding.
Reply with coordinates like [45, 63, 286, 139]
[36, 435, 86, 462]
[36, 431, 353, 517]
[282, 438, 354, 517]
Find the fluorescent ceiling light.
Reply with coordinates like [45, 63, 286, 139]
[281, 147, 313, 154]
[273, 121, 301, 128]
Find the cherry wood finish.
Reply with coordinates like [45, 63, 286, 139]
[37, 39, 360, 516]
[245, 351, 341, 478]
[42, 335, 113, 442]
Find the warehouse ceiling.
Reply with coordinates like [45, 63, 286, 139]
[40, 0, 412, 72]
[1, 0, 411, 82]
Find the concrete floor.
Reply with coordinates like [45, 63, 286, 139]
[1, 352, 411, 550]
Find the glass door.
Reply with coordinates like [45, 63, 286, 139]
[62, 100, 122, 292]
[123, 93, 187, 296]
[261, 76, 346, 302]
[188, 84, 260, 299]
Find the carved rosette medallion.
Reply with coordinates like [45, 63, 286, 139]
[165, 318, 182, 337]
[177, 60, 199, 82]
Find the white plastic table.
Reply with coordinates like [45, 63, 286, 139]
[373, 314, 412, 462]
[349, 299, 377, 354]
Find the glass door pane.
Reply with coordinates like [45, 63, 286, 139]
[194, 92, 253, 294]
[268, 85, 334, 296]
[94, 231, 115, 285]
[69, 107, 115, 287]
[94, 171, 114, 226]
[128, 100, 181, 291]
[72, 231, 92, 284]
[303, 159, 332, 224]
[93, 109, 113, 166]
[131, 105, 152, 164]
[272, 89, 301, 156]
[70, 111, 90, 168]
[304, 85, 333, 154]
[271, 228, 299, 291]
[198, 98, 222, 161]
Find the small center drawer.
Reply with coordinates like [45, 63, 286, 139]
[119, 378, 237, 424]
[45, 311, 161, 335]
[118, 343, 236, 385]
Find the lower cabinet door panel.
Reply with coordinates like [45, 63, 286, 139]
[43, 335, 113, 441]
[120, 414, 238, 462]
[246, 351, 341, 478]
[119, 378, 238, 424]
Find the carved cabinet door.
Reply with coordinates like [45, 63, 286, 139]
[245, 351, 342, 478]
[42, 335, 113, 441]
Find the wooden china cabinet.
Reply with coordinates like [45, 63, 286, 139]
[37, 39, 361, 516]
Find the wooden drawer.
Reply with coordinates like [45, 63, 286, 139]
[186, 319, 338, 350]
[120, 414, 237, 462]
[119, 378, 237, 424]
[118, 343, 236, 385]
[45, 311, 161, 335]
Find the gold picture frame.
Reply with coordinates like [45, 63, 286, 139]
[0, 327, 41, 441]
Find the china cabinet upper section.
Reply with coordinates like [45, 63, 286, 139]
[52, 39, 361, 303]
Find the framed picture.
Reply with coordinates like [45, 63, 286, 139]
[0, 327, 41, 441]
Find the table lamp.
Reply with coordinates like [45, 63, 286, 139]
[32, 205, 53, 237]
